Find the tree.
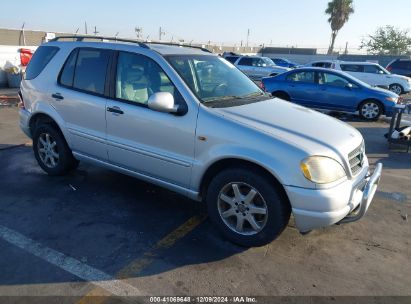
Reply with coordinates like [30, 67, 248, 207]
[325, 0, 354, 55]
[360, 26, 411, 55]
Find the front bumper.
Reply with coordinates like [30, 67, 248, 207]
[285, 163, 382, 232]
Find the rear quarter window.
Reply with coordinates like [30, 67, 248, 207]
[25, 46, 59, 80]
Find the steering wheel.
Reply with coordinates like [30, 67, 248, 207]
[212, 83, 228, 96]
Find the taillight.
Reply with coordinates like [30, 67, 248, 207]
[18, 91, 25, 109]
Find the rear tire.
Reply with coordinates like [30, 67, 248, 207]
[33, 124, 77, 176]
[359, 100, 382, 121]
[206, 167, 291, 247]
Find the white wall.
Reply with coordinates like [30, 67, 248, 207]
[0, 45, 37, 87]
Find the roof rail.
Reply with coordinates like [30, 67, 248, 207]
[50, 35, 212, 53]
[147, 41, 212, 53]
[50, 35, 149, 48]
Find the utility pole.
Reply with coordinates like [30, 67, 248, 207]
[93, 26, 99, 36]
[344, 41, 349, 55]
[246, 29, 250, 47]
[135, 27, 143, 39]
[84, 22, 88, 35]
[159, 26, 165, 41]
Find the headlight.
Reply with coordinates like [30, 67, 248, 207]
[300, 156, 346, 184]
[386, 97, 398, 103]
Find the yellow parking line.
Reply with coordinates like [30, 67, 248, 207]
[76, 214, 206, 304]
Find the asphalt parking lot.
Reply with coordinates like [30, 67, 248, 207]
[0, 90, 410, 302]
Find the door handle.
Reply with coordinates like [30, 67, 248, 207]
[107, 106, 124, 115]
[51, 93, 64, 100]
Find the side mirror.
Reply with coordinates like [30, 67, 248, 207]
[346, 83, 354, 89]
[148, 92, 178, 113]
[378, 70, 384, 74]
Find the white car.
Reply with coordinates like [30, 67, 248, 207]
[306, 60, 411, 95]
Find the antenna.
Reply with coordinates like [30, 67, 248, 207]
[135, 27, 143, 39]
[159, 26, 166, 41]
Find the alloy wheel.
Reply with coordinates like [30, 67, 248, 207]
[37, 133, 59, 168]
[217, 182, 268, 235]
[361, 102, 380, 119]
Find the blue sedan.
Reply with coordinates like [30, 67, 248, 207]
[262, 67, 399, 120]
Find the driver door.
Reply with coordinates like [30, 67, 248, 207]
[105, 51, 197, 188]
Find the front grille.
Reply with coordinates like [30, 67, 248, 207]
[348, 142, 365, 176]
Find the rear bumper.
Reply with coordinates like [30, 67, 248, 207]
[19, 108, 32, 138]
[285, 163, 382, 232]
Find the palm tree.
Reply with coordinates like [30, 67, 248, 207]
[325, 0, 354, 55]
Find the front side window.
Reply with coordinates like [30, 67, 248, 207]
[25, 46, 59, 80]
[318, 72, 351, 87]
[115, 52, 181, 106]
[363, 65, 383, 74]
[167, 55, 265, 105]
[286, 71, 315, 83]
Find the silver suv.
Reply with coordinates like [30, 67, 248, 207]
[224, 55, 290, 80]
[19, 36, 382, 247]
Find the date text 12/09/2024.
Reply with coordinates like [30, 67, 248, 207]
[149, 296, 258, 303]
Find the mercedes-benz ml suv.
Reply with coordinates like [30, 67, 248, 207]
[19, 36, 382, 247]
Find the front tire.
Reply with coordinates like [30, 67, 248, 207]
[389, 84, 403, 95]
[359, 100, 382, 121]
[206, 168, 291, 247]
[33, 124, 77, 176]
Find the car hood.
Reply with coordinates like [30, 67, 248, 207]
[214, 98, 363, 159]
[370, 85, 398, 97]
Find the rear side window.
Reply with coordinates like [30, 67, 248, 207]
[238, 57, 253, 66]
[225, 56, 239, 64]
[340, 64, 363, 72]
[25, 46, 59, 80]
[58, 48, 111, 95]
[59, 49, 78, 87]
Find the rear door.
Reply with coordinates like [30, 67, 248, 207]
[284, 70, 319, 106]
[54, 47, 111, 160]
[105, 51, 196, 188]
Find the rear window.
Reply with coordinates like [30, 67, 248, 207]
[25, 46, 59, 80]
[58, 48, 111, 96]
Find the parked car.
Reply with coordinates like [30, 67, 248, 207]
[262, 67, 399, 120]
[386, 59, 411, 77]
[270, 58, 299, 68]
[306, 60, 411, 95]
[224, 55, 290, 80]
[20, 36, 382, 247]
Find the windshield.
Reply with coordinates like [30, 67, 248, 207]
[262, 57, 276, 66]
[167, 55, 266, 104]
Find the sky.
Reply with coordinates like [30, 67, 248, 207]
[1, 0, 410, 52]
